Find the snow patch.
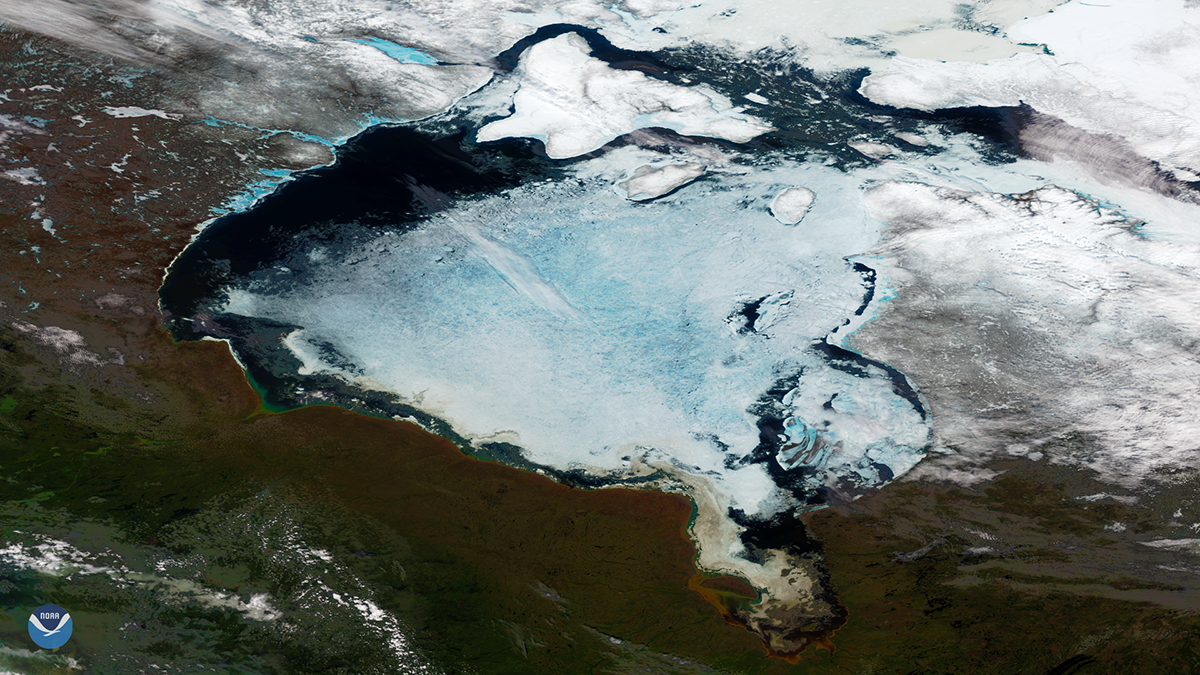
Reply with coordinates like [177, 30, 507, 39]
[103, 106, 182, 121]
[1141, 539, 1200, 553]
[0, 534, 282, 622]
[1076, 493, 1140, 505]
[3, 167, 44, 185]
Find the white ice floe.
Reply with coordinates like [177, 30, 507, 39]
[860, 0, 1200, 175]
[618, 162, 706, 200]
[848, 141, 895, 160]
[477, 33, 770, 158]
[893, 132, 929, 147]
[769, 186, 814, 225]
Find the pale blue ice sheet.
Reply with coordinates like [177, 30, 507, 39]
[221, 158, 931, 517]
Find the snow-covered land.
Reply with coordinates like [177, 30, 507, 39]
[860, 0, 1200, 177]
[857, 181, 1200, 486]
[0, 0, 1076, 141]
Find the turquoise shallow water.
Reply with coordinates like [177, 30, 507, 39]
[352, 37, 439, 65]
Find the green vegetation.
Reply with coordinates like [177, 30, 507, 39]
[0, 326, 785, 674]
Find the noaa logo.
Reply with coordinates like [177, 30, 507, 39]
[28, 604, 72, 649]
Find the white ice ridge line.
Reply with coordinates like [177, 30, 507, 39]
[405, 178, 585, 321]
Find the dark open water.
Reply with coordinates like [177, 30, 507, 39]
[158, 23, 1038, 592]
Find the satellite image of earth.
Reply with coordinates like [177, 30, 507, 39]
[3, 0, 1200, 672]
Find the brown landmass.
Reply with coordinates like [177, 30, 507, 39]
[4, 22, 1200, 675]
[0, 26, 793, 674]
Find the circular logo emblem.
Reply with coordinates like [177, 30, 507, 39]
[28, 603, 72, 649]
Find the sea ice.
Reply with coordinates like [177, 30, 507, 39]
[769, 187, 815, 225]
[477, 33, 771, 158]
[618, 163, 706, 200]
[214, 156, 931, 612]
[778, 359, 928, 493]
